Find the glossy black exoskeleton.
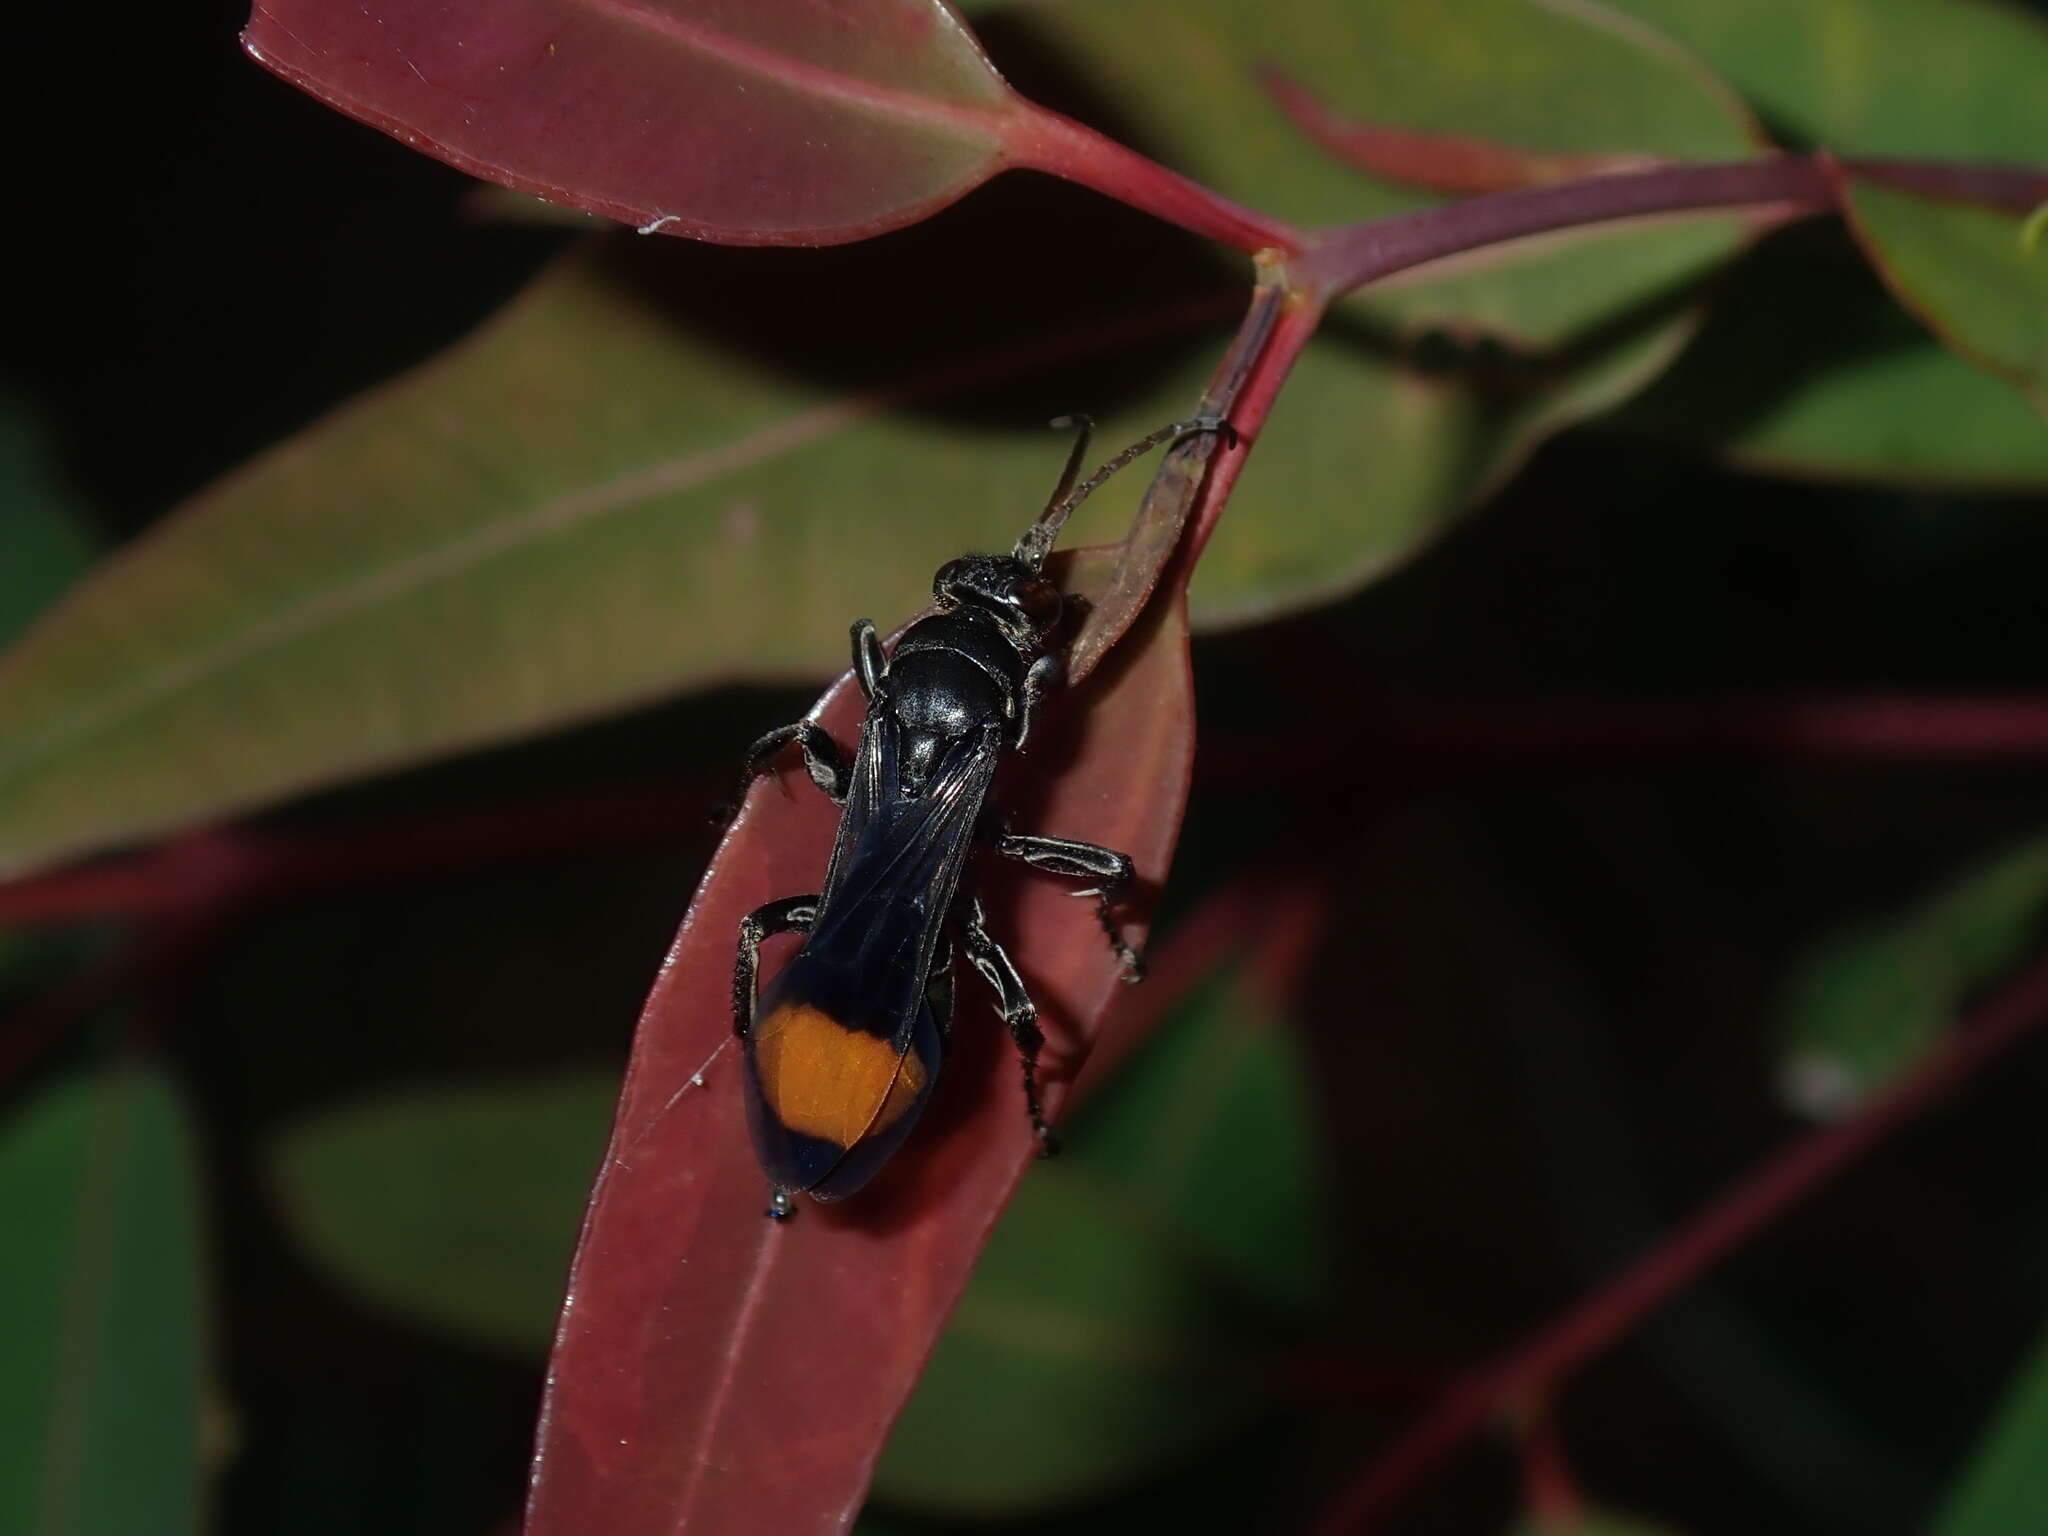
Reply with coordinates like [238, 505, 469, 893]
[726, 416, 1226, 1212]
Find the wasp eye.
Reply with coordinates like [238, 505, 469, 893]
[1015, 579, 1063, 634]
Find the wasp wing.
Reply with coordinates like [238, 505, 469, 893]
[744, 718, 999, 1197]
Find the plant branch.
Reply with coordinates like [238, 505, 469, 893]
[1067, 260, 1321, 681]
[1287, 149, 2048, 301]
[1182, 279, 1324, 564]
[1193, 694, 2048, 789]
[1295, 154, 1835, 297]
[1007, 107, 1307, 257]
[10, 693, 2048, 927]
[1846, 159, 2048, 214]
[1311, 944, 2048, 1533]
[0, 782, 716, 927]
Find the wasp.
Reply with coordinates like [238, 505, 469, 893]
[727, 416, 1228, 1215]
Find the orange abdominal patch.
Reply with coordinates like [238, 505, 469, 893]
[754, 1002, 928, 1150]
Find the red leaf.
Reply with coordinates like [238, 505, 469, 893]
[1258, 65, 1664, 196]
[243, 0, 1019, 245]
[526, 548, 1193, 1533]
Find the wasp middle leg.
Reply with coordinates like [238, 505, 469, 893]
[995, 832, 1143, 981]
[959, 894, 1059, 1156]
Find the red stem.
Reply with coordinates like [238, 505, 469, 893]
[11, 694, 2048, 927]
[1311, 945, 2048, 1533]
[1192, 695, 2048, 790]
[0, 782, 715, 927]
[1846, 158, 2048, 213]
[1183, 286, 1325, 563]
[1006, 106, 1306, 257]
[1294, 150, 2046, 299]
[1296, 154, 1836, 296]
[1518, 1411, 1583, 1526]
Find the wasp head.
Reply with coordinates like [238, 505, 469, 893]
[932, 553, 1065, 653]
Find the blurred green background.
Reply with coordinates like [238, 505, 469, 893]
[7, 1, 2048, 1533]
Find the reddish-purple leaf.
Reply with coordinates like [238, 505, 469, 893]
[526, 548, 1193, 1534]
[242, 1, 1297, 252]
[1259, 65, 1668, 196]
[243, 0, 1016, 245]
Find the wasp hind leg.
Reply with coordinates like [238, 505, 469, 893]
[960, 895, 1059, 1157]
[733, 895, 819, 1038]
[995, 832, 1143, 982]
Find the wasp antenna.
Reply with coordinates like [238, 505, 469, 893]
[1013, 415, 1096, 571]
[1013, 416, 1234, 572]
[1044, 414, 1095, 510]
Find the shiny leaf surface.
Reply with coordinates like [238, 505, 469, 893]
[243, 0, 1014, 245]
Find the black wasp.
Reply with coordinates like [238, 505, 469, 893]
[727, 416, 1227, 1216]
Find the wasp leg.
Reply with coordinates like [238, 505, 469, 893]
[851, 619, 886, 701]
[1014, 652, 1061, 753]
[959, 895, 1059, 1157]
[995, 832, 1143, 981]
[732, 895, 819, 1039]
[714, 723, 850, 825]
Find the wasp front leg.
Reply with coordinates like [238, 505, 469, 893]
[995, 832, 1143, 981]
[959, 894, 1058, 1155]
[1013, 653, 1061, 752]
[851, 619, 886, 701]
[732, 896, 819, 1039]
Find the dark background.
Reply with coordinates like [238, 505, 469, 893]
[9, 2, 2048, 1532]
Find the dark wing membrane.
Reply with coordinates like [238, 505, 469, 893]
[803, 718, 999, 1039]
[742, 718, 994, 1197]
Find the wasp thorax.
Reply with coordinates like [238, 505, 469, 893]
[932, 554, 1064, 649]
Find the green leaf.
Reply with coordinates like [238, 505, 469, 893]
[0, 271, 1694, 876]
[0, 1063, 206, 1536]
[1616, 225, 2048, 487]
[0, 0, 1762, 873]
[267, 1071, 616, 1357]
[1843, 179, 2048, 416]
[1601, 0, 2048, 475]
[1019, 0, 1759, 345]
[873, 974, 1328, 1513]
[1777, 832, 2048, 1118]
[0, 397, 97, 648]
[1928, 1321, 2048, 1536]
[1193, 297, 1700, 628]
[1606, 0, 2048, 159]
